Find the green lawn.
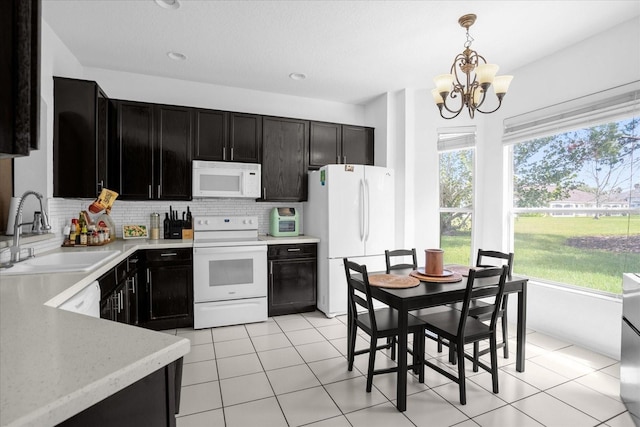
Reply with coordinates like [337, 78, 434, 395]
[441, 215, 639, 294]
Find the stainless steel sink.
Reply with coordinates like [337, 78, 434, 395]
[0, 250, 121, 275]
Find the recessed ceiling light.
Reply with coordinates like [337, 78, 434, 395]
[289, 72, 307, 81]
[167, 51, 187, 61]
[155, 0, 180, 10]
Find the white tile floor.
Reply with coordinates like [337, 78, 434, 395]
[161, 312, 635, 427]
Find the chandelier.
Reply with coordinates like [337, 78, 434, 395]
[432, 14, 513, 119]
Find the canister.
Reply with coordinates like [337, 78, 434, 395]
[150, 213, 160, 240]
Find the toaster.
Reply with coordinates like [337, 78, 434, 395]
[269, 207, 299, 237]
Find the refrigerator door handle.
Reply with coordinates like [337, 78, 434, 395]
[364, 178, 371, 242]
[359, 179, 365, 242]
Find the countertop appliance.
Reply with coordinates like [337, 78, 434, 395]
[192, 215, 268, 328]
[59, 281, 101, 318]
[621, 272, 640, 426]
[192, 160, 261, 198]
[269, 207, 299, 237]
[304, 164, 395, 317]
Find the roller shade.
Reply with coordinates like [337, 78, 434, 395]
[503, 81, 640, 145]
[437, 126, 476, 152]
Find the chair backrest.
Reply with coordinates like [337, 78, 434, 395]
[457, 265, 509, 337]
[344, 258, 378, 330]
[476, 249, 514, 278]
[385, 248, 418, 274]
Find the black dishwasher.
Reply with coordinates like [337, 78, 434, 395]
[268, 243, 317, 316]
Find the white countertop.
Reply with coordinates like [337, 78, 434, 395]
[0, 239, 193, 427]
[259, 235, 320, 244]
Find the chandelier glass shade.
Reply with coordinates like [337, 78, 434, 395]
[432, 14, 513, 119]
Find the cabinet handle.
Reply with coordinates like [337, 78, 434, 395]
[160, 252, 178, 257]
[148, 185, 152, 198]
[287, 248, 301, 252]
[158, 185, 161, 198]
[129, 258, 138, 264]
[146, 270, 150, 283]
[223, 147, 226, 161]
[129, 277, 136, 294]
[343, 156, 347, 164]
[263, 187, 267, 200]
[97, 180, 104, 193]
[269, 260, 273, 275]
[337, 156, 340, 164]
[230, 147, 234, 160]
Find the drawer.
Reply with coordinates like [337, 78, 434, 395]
[268, 243, 317, 259]
[98, 269, 117, 299]
[114, 259, 128, 284]
[145, 248, 192, 263]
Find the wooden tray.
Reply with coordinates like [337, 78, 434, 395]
[369, 274, 420, 289]
[410, 270, 463, 283]
[61, 239, 115, 248]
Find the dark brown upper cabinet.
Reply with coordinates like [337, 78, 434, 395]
[261, 117, 309, 202]
[309, 122, 374, 169]
[194, 110, 261, 163]
[110, 101, 192, 201]
[0, 0, 40, 158]
[53, 77, 109, 198]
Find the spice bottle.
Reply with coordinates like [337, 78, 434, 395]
[80, 225, 88, 245]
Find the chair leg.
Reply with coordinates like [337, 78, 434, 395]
[347, 322, 357, 371]
[472, 342, 479, 372]
[490, 335, 499, 394]
[437, 336, 443, 353]
[449, 343, 456, 364]
[501, 313, 509, 358]
[456, 340, 467, 405]
[366, 338, 377, 392]
[417, 331, 425, 383]
[391, 336, 397, 361]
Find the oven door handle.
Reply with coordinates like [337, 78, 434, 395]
[194, 246, 267, 255]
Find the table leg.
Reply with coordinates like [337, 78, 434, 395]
[396, 304, 408, 412]
[516, 283, 527, 372]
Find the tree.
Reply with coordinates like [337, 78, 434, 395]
[513, 118, 639, 212]
[439, 149, 473, 234]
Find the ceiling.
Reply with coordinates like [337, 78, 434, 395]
[42, 0, 640, 105]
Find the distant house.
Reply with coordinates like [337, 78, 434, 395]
[549, 189, 629, 216]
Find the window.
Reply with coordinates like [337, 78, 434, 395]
[506, 85, 640, 294]
[438, 128, 475, 265]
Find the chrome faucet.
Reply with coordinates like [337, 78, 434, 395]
[10, 191, 51, 263]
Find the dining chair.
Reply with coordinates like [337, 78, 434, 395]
[474, 249, 514, 358]
[344, 258, 426, 392]
[385, 248, 449, 355]
[414, 265, 508, 405]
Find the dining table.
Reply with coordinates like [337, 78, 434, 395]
[347, 266, 529, 412]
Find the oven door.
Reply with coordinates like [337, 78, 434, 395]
[193, 245, 267, 302]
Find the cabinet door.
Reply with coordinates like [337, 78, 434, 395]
[229, 112, 261, 163]
[156, 105, 192, 200]
[113, 101, 154, 200]
[269, 257, 317, 316]
[309, 121, 341, 169]
[262, 117, 308, 201]
[53, 77, 103, 198]
[341, 125, 374, 166]
[147, 264, 193, 328]
[194, 109, 227, 161]
[96, 88, 109, 193]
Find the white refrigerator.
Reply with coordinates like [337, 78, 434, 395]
[304, 164, 395, 317]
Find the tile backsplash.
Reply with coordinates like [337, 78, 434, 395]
[47, 198, 304, 238]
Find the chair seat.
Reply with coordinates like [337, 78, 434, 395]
[356, 308, 425, 337]
[415, 309, 492, 342]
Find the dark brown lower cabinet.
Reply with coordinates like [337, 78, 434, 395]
[139, 248, 194, 330]
[58, 358, 183, 427]
[268, 243, 317, 316]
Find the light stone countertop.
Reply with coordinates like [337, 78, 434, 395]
[259, 234, 320, 245]
[0, 239, 193, 427]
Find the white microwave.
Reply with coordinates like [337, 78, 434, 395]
[192, 160, 261, 198]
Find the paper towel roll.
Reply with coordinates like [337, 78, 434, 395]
[5, 197, 21, 235]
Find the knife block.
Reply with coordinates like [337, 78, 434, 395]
[164, 220, 184, 239]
